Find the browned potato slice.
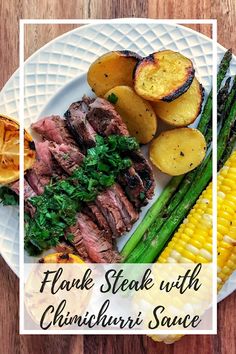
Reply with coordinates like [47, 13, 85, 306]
[39, 253, 84, 263]
[152, 78, 204, 127]
[104, 86, 157, 144]
[87, 50, 141, 96]
[134, 50, 195, 102]
[150, 128, 206, 176]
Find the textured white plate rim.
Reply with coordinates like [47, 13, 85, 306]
[1, 19, 226, 102]
[0, 19, 235, 303]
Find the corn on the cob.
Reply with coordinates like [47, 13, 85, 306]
[151, 150, 236, 344]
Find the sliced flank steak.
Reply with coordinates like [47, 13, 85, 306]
[87, 98, 129, 136]
[83, 202, 113, 240]
[26, 95, 155, 263]
[31, 115, 76, 146]
[69, 212, 121, 263]
[26, 171, 50, 195]
[10, 179, 36, 217]
[64, 95, 93, 117]
[117, 166, 148, 209]
[49, 143, 84, 175]
[11, 178, 36, 199]
[107, 183, 139, 230]
[95, 189, 127, 237]
[25, 141, 59, 195]
[86, 97, 155, 208]
[65, 100, 96, 152]
[65, 217, 91, 262]
[128, 150, 155, 200]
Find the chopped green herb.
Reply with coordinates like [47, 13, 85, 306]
[0, 187, 19, 206]
[25, 134, 139, 255]
[139, 192, 146, 201]
[107, 93, 118, 104]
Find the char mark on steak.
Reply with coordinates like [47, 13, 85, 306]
[87, 98, 129, 136]
[68, 212, 121, 263]
[95, 189, 127, 237]
[117, 166, 148, 209]
[65, 100, 96, 153]
[49, 143, 84, 175]
[83, 202, 113, 240]
[128, 150, 155, 199]
[31, 115, 76, 146]
[107, 183, 139, 230]
[64, 95, 94, 117]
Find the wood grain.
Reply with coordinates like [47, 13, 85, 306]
[0, 1, 236, 353]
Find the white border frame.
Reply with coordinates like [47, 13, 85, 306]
[19, 18, 217, 335]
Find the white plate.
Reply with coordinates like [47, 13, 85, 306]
[0, 19, 235, 302]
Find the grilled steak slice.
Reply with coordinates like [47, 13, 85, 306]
[25, 140, 62, 195]
[117, 166, 148, 209]
[34, 141, 66, 178]
[107, 183, 139, 230]
[11, 179, 36, 199]
[31, 115, 76, 146]
[86, 97, 151, 208]
[74, 212, 121, 263]
[87, 98, 129, 136]
[95, 189, 126, 237]
[83, 202, 112, 240]
[65, 219, 91, 262]
[49, 143, 84, 175]
[64, 95, 94, 117]
[128, 150, 155, 199]
[11, 179, 36, 216]
[65, 100, 96, 152]
[33, 141, 54, 176]
[26, 170, 50, 195]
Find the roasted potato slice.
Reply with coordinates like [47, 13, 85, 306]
[39, 252, 84, 263]
[134, 50, 195, 102]
[150, 128, 206, 176]
[104, 86, 157, 144]
[152, 78, 204, 127]
[87, 50, 141, 96]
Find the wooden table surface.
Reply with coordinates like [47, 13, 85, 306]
[1, 1, 236, 353]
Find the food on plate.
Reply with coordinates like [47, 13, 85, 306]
[151, 151, 236, 344]
[150, 128, 206, 176]
[87, 50, 141, 96]
[23, 96, 155, 259]
[104, 85, 157, 144]
[122, 50, 234, 265]
[158, 150, 236, 291]
[133, 50, 194, 102]
[0, 186, 19, 206]
[0, 114, 36, 184]
[152, 78, 204, 127]
[39, 252, 84, 263]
